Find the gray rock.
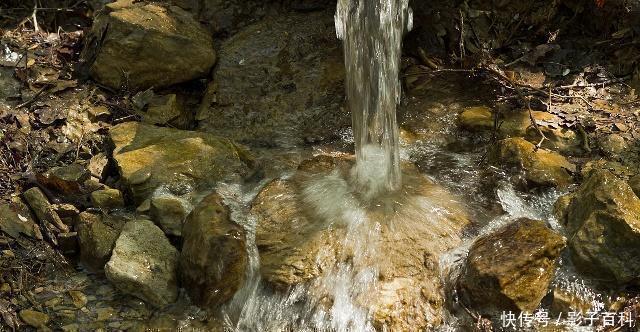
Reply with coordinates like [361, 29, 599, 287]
[81, 0, 216, 90]
[105, 220, 179, 307]
[180, 192, 247, 307]
[196, 10, 347, 146]
[459, 218, 565, 315]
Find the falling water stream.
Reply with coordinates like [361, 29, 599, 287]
[336, 0, 412, 197]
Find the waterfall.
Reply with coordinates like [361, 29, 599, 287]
[335, 0, 412, 197]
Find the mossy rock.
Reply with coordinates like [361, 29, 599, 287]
[490, 137, 576, 188]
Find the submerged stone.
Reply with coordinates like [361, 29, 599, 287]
[105, 220, 179, 308]
[252, 155, 469, 330]
[19, 309, 49, 329]
[109, 122, 255, 203]
[558, 170, 640, 286]
[81, 1, 215, 90]
[180, 192, 247, 308]
[459, 218, 565, 315]
[491, 137, 575, 188]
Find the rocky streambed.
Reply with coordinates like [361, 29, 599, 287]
[1, 0, 640, 331]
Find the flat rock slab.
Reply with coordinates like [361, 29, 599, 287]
[105, 219, 179, 308]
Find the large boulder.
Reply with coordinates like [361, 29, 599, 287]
[109, 122, 255, 203]
[490, 137, 575, 188]
[105, 220, 179, 307]
[81, 0, 216, 90]
[77, 212, 126, 271]
[458, 218, 565, 315]
[196, 10, 347, 146]
[180, 192, 247, 308]
[558, 170, 640, 286]
[251, 155, 470, 330]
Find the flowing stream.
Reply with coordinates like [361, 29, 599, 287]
[213, 1, 610, 331]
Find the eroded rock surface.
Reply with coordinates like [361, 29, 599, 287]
[110, 122, 255, 203]
[105, 220, 179, 308]
[180, 192, 247, 308]
[558, 170, 640, 286]
[197, 10, 347, 146]
[251, 155, 470, 330]
[81, 0, 216, 90]
[458, 218, 565, 315]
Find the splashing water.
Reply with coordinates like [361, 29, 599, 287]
[336, 0, 412, 196]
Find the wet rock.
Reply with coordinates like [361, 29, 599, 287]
[459, 218, 565, 315]
[252, 155, 470, 329]
[491, 137, 575, 188]
[550, 287, 592, 315]
[19, 309, 49, 329]
[105, 220, 179, 307]
[110, 122, 255, 203]
[180, 192, 247, 307]
[36, 164, 91, 196]
[599, 133, 628, 156]
[149, 195, 190, 236]
[90, 188, 125, 210]
[81, 1, 215, 90]
[558, 170, 640, 286]
[23, 187, 70, 233]
[0, 198, 40, 239]
[459, 107, 583, 154]
[68, 290, 88, 308]
[458, 106, 494, 131]
[77, 212, 125, 270]
[629, 175, 640, 197]
[196, 10, 346, 146]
